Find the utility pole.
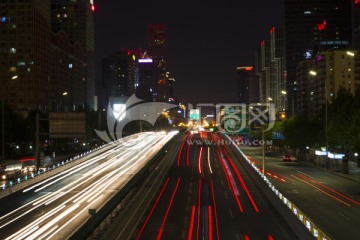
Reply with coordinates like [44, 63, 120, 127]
[262, 125, 265, 175]
[35, 113, 40, 170]
[1, 83, 4, 161]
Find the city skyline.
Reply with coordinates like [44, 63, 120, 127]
[94, 0, 285, 104]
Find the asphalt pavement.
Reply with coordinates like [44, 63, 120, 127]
[239, 145, 360, 240]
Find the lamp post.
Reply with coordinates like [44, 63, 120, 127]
[310, 70, 329, 167]
[261, 98, 273, 175]
[1, 79, 4, 160]
[1, 75, 18, 160]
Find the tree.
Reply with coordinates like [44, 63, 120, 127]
[283, 115, 319, 160]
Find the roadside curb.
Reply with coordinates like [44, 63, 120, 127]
[310, 163, 360, 184]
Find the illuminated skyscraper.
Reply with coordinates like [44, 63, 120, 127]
[102, 50, 140, 106]
[285, 0, 352, 115]
[0, 0, 52, 114]
[354, 0, 360, 51]
[50, 0, 95, 108]
[147, 24, 168, 102]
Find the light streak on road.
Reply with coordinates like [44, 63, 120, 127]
[207, 147, 213, 174]
[208, 206, 213, 240]
[223, 150, 259, 213]
[198, 147, 203, 174]
[0, 131, 177, 240]
[291, 174, 351, 207]
[210, 180, 220, 240]
[297, 172, 360, 206]
[156, 178, 181, 240]
[136, 178, 171, 240]
[188, 205, 196, 240]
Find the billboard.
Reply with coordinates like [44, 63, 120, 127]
[49, 112, 86, 138]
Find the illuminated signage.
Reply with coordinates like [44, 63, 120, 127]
[356, 0, 360, 4]
[138, 59, 153, 63]
[237, 66, 253, 71]
[317, 20, 326, 31]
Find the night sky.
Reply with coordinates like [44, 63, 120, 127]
[95, 0, 284, 104]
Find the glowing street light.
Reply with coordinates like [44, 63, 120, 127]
[309, 70, 317, 76]
[281, 90, 287, 95]
[346, 51, 355, 57]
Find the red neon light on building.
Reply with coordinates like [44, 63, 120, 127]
[317, 20, 326, 31]
[356, 0, 360, 4]
[270, 27, 275, 34]
[260, 40, 265, 46]
[90, 5, 95, 12]
[245, 67, 253, 71]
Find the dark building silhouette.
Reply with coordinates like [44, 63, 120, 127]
[285, 0, 352, 115]
[136, 58, 157, 102]
[50, 0, 95, 109]
[0, 0, 52, 115]
[147, 24, 168, 102]
[102, 50, 140, 106]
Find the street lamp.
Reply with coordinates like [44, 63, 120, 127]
[310, 70, 328, 167]
[309, 70, 317, 76]
[261, 97, 273, 175]
[346, 51, 355, 57]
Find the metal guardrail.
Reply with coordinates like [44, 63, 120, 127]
[69, 133, 178, 240]
[0, 133, 144, 198]
[226, 135, 332, 240]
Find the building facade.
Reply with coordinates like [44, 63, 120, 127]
[236, 67, 255, 105]
[102, 50, 139, 106]
[147, 24, 168, 102]
[50, 30, 87, 112]
[354, 0, 360, 52]
[50, 0, 95, 108]
[297, 50, 356, 117]
[136, 58, 157, 102]
[296, 59, 316, 117]
[285, 0, 353, 115]
[270, 27, 286, 113]
[0, 0, 52, 115]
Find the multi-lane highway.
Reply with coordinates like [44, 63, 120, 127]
[134, 132, 311, 239]
[0, 131, 177, 240]
[241, 146, 360, 240]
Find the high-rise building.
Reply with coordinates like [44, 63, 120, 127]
[147, 24, 168, 102]
[102, 50, 140, 106]
[285, 0, 352, 115]
[354, 0, 360, 51]
[168, 77, 175, 102]
[50, 30, 88, 112]
[254, 48, 265, 103]
[0, 0, 52, 115]
[297, 50, 356, 117]
[270, 27, 286, 113]
[236, 67, 254, 104]
[296, 59, 316, 117]
[136, 57, 157, 102]
[260, 40, 271, 104]
[50, 0, 95, 108]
